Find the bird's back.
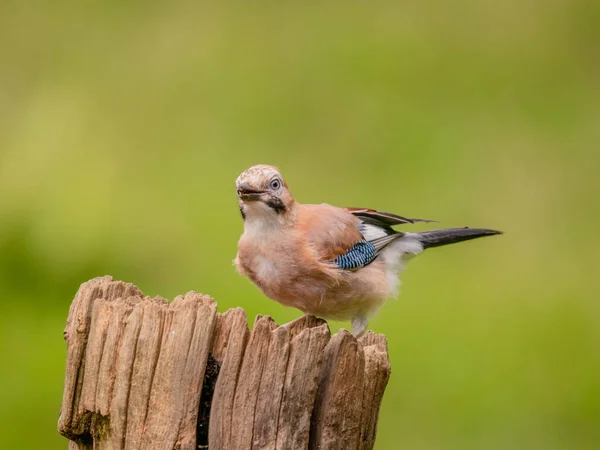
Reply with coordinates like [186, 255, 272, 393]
[295, 203, 363, 260]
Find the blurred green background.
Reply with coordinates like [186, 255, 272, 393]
[1, 1, 599, 449]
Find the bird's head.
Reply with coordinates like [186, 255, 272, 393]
[236, 165, 295, 221]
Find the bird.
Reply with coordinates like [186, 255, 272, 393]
[234, 164, 501, 337]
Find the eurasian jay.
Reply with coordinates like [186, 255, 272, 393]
[234, 165, 501, 337]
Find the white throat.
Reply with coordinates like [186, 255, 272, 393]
[241, 201, 288, 242]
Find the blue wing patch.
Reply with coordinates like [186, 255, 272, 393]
[332, 239, 377, 270]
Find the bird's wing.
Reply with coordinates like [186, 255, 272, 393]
[298, 204, 405, 271]
[297, 204, 364, 260]
[346, 207, 435, 227]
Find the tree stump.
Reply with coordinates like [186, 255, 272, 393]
[58, 276, 391, 449]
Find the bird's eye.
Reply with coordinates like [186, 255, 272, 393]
[270, 178, 281, 190]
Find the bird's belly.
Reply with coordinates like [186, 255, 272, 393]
[237, 242, 395, 320]
[264, 262, 392, 320]
[248, 254, 277, 280]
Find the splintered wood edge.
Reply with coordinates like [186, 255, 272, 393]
[59, 276, 143, 437]
[208, 313, 333, 450]
[208, 308, 250, 450]
[275, 322, 330, 450]
[61, 278, 391, 450]
[358, 331, 391, 450]
[309, 329, 366, 450]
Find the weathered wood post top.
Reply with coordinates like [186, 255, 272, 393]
[58, 276, 391, 449]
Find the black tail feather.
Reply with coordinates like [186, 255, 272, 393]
[416, 227, 502, 249]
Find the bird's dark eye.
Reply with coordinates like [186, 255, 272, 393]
[270, 178, 281, 190]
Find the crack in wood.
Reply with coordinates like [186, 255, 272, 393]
[196, 355, 221, 449]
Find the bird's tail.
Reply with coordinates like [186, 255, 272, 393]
[415, 227, 502, 249]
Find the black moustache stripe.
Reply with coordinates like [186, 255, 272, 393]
[266, 197, 286, 214]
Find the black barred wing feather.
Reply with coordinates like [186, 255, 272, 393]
[330, 233, 402, 271]
[332, 239, 377, 270]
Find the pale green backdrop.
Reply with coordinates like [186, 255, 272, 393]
[1, 2, 599, 449]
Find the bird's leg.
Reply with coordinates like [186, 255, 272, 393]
[351, 315, 368, 338]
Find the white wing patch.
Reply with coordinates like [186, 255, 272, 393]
[359, 223, 388, 241]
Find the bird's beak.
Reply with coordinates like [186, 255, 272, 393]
[237, 182, 266, 201]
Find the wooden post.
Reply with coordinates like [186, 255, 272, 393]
[58, 276, 391, 450]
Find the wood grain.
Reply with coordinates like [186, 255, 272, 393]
[59, 279, 391, 450]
